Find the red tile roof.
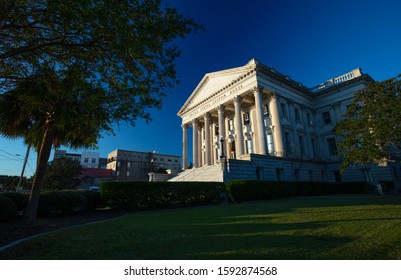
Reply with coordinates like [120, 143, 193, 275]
[80, 168, 114, 178]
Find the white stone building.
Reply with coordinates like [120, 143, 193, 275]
[170, 59, 401, 191]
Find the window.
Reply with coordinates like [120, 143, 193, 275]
[309, 170, 313, 181]
[307, 113, 313, 126]
[284, 132, 291, 154]
[334, 171, 342, 182]
[84, 158, 89, 163]
[276, 168, 284, 181]
[327, 137, 338, 155]
[295, 108, 301, 122]
[294, 168, 300, 181]
[245, 139, 253, 154]
[322, 111, 331, 124]
[299, 135, 304, 155]
[228, 119, 234, 131]
[256, 167, 263, 180]
[243, 112, 250, 125]
[91, 158, 96, 164]
[263, 104, 269, 116]
[281, 103, 288, 119]
[362, 168, 373, 183]
[267, 132, 274, 154]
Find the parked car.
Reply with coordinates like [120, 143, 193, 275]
[88, 186, 100, 192]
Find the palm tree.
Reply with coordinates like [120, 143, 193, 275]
[0, 66, 109, 223]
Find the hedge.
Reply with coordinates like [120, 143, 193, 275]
[0, 192, 28, 212]
[37, 190, 88, 217]
[226, 180, 296, 202]
[78, 190, 101, 210]
[0, 195, 17, 221]
[226, 180, 373, 202]
[100, 181, 226, 210]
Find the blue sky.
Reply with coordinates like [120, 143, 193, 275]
[1, 0, 401, 177]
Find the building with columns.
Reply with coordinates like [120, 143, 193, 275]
[170, 59, 401, 191]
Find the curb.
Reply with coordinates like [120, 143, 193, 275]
[0, 213, 128, 253]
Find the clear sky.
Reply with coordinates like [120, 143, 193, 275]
[1, 0, 401, 177]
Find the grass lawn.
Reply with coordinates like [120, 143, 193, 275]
[1, 195, 401, 260]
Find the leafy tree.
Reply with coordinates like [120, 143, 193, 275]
[0, 1, 200, 222]
[335, 74, 401, 170]
[43, 157, 82, 190]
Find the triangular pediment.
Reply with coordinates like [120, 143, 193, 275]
[178, 59, 258, 116]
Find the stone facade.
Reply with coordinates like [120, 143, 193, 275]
[171, 59, 401, 191]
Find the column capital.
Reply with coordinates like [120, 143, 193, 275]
[181, 123, 188, 129]
[216, 104, 225, 111]
[192, 118, 198, 125]
[251, 85, 264, 94]
[232, 95, 242, 103]
[203, 112, 211, 119]
[267, 91, 279, 100]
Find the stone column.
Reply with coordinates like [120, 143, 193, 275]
[301, 107, 313, 159]
[233, 96, 244, 158]
[204, 113, 211, 165]
[287, 99, 300, 156]
[252, 86, 267, 155]
[217, 105, 226, 158]
[199, 125, 203, 166]
[192, 119, 199, 168]
[181, 124, 188, 169]
[269, 93, 284, 157]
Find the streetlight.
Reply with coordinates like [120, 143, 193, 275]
[220, 136, 225, 160]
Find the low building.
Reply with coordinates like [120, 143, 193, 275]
[171, 58, 401, 192]
[107, 149, 181, 181]
[53, 149, 107, 169]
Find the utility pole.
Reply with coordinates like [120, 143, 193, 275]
[18, 144, 31, 187]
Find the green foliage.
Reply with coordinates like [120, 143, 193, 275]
[0, 0, 201, 222]
[100, 181, 226, 210]
[336, 74, 401, 170]
[43, 158, 82, 190]
[78, 190, 101, 210]
[37, 191, 87, 217]
[226, 180, 372, 202]
[226, 180, 297, 202]
[0, 195, 17, 221]
[0, 192, 28, 212]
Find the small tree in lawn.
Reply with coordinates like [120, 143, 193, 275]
[335, 74, 401, 171]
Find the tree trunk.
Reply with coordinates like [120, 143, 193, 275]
[23, 126, 54, 224]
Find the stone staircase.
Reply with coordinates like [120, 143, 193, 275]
[168, 163, 224, 182]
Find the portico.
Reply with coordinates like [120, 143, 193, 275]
[179, 59, 286, 170]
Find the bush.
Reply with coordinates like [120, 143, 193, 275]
[100, 181, 226, 210]
[226, 180, 371, 202]
[226, 180, 296, 202]
[78, 190, 101, 210]
[0, 195, 17, 221]
[37, 190, 87, 217]
[0, 192, 28, 212]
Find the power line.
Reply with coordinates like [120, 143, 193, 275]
[0, 148, 22, 160]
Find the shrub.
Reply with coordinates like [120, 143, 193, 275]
[0, 195, 17, 221]
[0, 192, 29, 212]
[78, 190, 101, 210]
[37, 190, 87, 217]
[226, 180, 296, 202]
[295, 181, 338, 196]
[226, 180, 371, 202]
[100, 181, 226, 210]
